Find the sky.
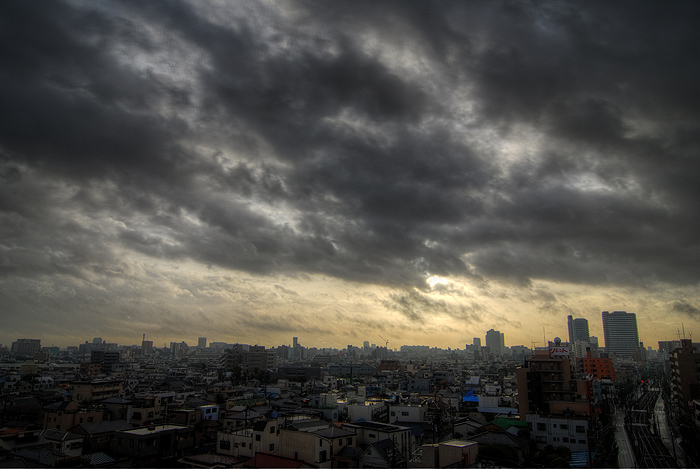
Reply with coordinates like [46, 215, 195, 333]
[1, 1, 698, 350]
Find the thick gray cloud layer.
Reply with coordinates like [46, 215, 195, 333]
[1, 1, 698, 343]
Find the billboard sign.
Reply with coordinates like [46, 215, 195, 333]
[549, 346, 570, 357]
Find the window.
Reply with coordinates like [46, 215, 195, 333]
[402, 411, 409, 416]
[241, 442, 246, 448]
[560, 424, 568, 430]
[536, 436, 547, 443]
[347, 438, 352, 445]
[537, 423, 546, 431]
[563, 437, 569, 443]
[391, 411, 396, 416]
[132, 412, 142, 420]
[219, 440, 231, 450]
[255, 434, 261, 441]
[87, 417, 93, 422]
[270, 426, 275, 434]
[320, 450, 328, 462]
[579, 439, 586, 444]
[576, 425, 585, 433]
[369, 433, 376, 439]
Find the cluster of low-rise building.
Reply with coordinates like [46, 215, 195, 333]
[0, 322, 698, 467]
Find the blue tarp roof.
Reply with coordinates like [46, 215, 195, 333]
[463, 388, 478, 402]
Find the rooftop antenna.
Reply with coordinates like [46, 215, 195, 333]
[543, 326, 546, 346]
[683, 323, 686, 339]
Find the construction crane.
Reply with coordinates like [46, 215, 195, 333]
[379, 335, 389, 349]
[530, 341, 539, 350]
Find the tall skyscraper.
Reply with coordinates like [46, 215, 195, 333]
[473, 337, 481, 347]
[198, 337, 207, 348]
[602, 311, 639, 358]
[567, 315, 590, 343]
[486, 329, 503, 355]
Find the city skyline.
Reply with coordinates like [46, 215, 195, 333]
[4, 311, 693, 352]
[1, 2, 698, 350]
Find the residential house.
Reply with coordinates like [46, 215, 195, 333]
[112, 425, 195, 467]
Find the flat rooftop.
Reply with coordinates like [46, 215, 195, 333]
[120, 425, 190, 435]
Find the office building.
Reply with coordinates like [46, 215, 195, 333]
[198, 337, 207, 348]
[11, 338, 42, 356]
[485, 329, 503, 355]
[567, 316, 590, 344]
[601, 311, 639, 358]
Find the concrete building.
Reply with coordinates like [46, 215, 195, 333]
[568, 316, 590, 343]
[526, 414, 590, 451]
[485, 329, 504, 356]
[11, 338, 41, 356]
[582, 350, 615, 381]
[602, 311, 639, 358]
[412, 440, 479, 468]
[43, 400, 104, 431]
[220, 344, 277, 373]
[198, 337, 207, 348]
[113, 425, 195, 467]
[72, 379, 123, 403]
[280, 426, 356, 468]
[341, 421, 415, 464]
[670, 339, 700, 413]
[516, 349, 593, 418]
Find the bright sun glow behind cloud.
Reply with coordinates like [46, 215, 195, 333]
[426, 275, 448, 289]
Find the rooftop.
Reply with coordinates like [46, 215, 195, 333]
[119, 425, 190, 436]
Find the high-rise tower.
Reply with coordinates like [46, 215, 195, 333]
[567, 315, 590, 344]
[601, 311, 639, 358]
[486, 329, 503, 355]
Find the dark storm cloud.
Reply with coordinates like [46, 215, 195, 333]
[672, 301, 700, 319]
[0, 0, 698, 312]
[383, 289, 482, 323]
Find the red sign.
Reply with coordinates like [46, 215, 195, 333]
[549, 346, 570, 357]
